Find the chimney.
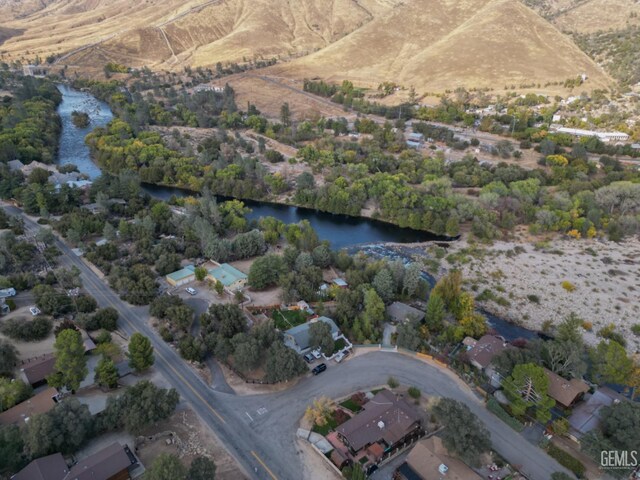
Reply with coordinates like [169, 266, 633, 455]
[377, 421, 385, 429]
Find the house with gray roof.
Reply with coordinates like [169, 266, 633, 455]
[283, 316, 340, 354]
[386, 302, 425, 324]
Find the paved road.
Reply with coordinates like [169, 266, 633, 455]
[3, 204, 571, 480]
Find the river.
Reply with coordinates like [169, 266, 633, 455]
[54, 85, 539, 341]
[56, 84, 113, 179]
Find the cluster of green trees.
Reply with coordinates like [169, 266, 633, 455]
[432, 398, 492, 467]
[396, 270, 487, 350]
[0, 381, 179, 475]
[0, 73, 62, 164]
[194, 304, 307, 382]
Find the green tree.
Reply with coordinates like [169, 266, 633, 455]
[0, 339, 18, 376]
[23, 398, 93, 457]
[280, 102, 291, 127]
[590, 340, 633, 385]
[265, 342, 307, 383]
[402, 264, 421, 298]
[503, 363, 555, 423]
[432, 398, 491, 467]
[309, 321, 334, 354]
[360, 288, 385, 340]
[248, 254, 285, 290]
[214, 279, 224, 295]
[48, 329, 87, 391]
[127, 333, 155, 373]
[0, 424, 26, 475]
[194, 266, 207, 282]
[599, 401, 640, 452]
[98, 381, 179, 435]
[425, 293, 445, 333]
[231, 334, 261, 373]
[188, 457, 216, 480]
[145, 453, 187, 480]
[94, 356, 118, 389]
[432, 270, 462, 311]
[372, 268, 395, 303]
[0, 378, 32, 412]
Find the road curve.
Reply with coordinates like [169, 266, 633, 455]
[3, 203, 571, 480]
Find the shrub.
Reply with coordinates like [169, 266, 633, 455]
[75, 294, 98, 313]
[561, 281, 576, 292]
[92, 308, 119, 331]
[547, 444, 585, 477]
[408, 386, 421, 399]
[597, 323, 626, 347]
[2, 317, 52, 341]
[526, 294, 540, 304]
[387, 376, 399, 388]
[487, 397, 524, 432]
[95, 331, 112, 344]
[631, 324, 640, 336]
[582, 321, 593, 332]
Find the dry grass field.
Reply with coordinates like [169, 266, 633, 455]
[0, 0, 616, 94]
[525, 0, 640, 34]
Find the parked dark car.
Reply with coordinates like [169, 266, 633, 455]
[312, 363, 327, 375]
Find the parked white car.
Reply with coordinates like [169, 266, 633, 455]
[185, 287, 197, 296]
[311, 349, 322, 359]
[334, 350, 350, 363]
[29, 306, 41, 316]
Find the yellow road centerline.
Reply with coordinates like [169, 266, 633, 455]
[77, 261, 226, 424]
[251, 451, 279, 480]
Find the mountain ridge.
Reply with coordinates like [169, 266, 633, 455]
[0, 0, 616, 92]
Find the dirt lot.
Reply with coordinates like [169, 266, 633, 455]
[0, 306, 55, 361]
[441, 233, 640, 353]
[224, 74, 354, 122]
[135, 408, 247, 480]
[216, 361, 302, 396]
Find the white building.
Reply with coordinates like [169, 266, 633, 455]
[553, 127, 629, 143]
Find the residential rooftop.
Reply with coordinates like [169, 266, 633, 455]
[336, 389, 421, 452]
[0, 387, 58, 425]
[208, 263, 247, 287]
[166, 264, 196, 282]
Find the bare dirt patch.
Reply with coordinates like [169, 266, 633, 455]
[297, 437, 341, 480]
[135, 408, 247, 480]
[216, 361, 301, 396]
[442, 236, 640, 353]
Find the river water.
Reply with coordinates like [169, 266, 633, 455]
[56, 84, 113, 179]
[54, 85, 538, 340]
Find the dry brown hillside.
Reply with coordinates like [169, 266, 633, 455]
[274, 0, 613, 91]
[552, 0, 640, 34]
[0, 0, 614, 93]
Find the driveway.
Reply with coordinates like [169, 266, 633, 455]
[2, 203, 571, 480]
[382, 323, 396, 346]
[230, 351, 572, 480]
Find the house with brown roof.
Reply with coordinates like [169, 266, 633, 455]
[466, 335, 509, 370]
[544, 369, 589, 409]
[336, 390, 423, 456]
[11, 443, 137, 480]
[11, 452, 69, 480]
[0, 387, 59, 426]
[64, 442, 136, 480]
[20, 354, 56, 388]
[396, 437, 482, 480]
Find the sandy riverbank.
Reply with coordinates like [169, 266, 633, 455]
[437, 237, 640, 354]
